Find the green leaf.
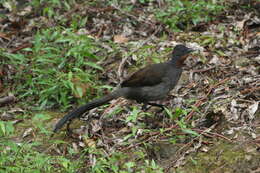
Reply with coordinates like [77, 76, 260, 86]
[182, 129, 200, 136]
[75, 86, 84, 98]
[33, 113, 51, 121]
[126, 107, 139, 123]
[125, 161, 135, 169]
[84, 62, 103, 71]
[0, 121, 6, 136]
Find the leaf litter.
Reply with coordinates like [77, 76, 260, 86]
[0, 0, 259, 172]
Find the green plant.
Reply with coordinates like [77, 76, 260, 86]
[32, 113, 52, 135]
[141, 159, 163, 173]
[156, 0, 225, 31]
[125, 106, 140, 123]
[176, 119, 199, 137]
[88, 149, 163, 172]
[1, 27, 104, 110]
[164, 107, 187, 120]
[0, 140, 83, 172]
[0, 121, 14, 137]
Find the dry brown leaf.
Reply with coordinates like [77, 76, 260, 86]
[236, 19, 247, 30]
[247, 102, 259, 120]
[113, 35, 129, 43]
[71, 78, 90, 98]
[83, 137, 96, 148]
[22, 128, 33, 138]
[0, 32, 11, 40]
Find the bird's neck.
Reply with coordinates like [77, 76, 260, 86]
[169, 56, 184, 68]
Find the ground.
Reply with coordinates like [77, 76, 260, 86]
[0, 0, 259, 172]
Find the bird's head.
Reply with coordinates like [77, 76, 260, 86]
[171, 44, 194, 66]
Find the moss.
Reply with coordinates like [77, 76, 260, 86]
[179, 141, 259, 173]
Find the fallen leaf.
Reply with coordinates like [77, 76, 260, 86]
[83, 137, 96, 147]
[236, 19, 247, 30]
[72, 142, 79, 152]
[22, 128, 33, 138]
[0, 32, 11, 41]
[113, 35, 129, 43]
[17, 6, 32, 16]
[230, 99, 239, 120]
[247, 102, 258, 120]
[209, 55, 221, 65]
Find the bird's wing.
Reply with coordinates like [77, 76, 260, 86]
[121, 63, 167, 87]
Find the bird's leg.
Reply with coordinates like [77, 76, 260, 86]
[66, 120, 73, 135]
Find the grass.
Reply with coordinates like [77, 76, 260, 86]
[0, 118, 164, 172]
[0, 119, 81, 172]
[1, 27, 104, 110]
[0, 141, 81, 172]
[156, 0, 225, 31]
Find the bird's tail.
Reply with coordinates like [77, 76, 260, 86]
[53, 90, 121, 133]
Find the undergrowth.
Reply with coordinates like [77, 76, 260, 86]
[156, 0, 225, 31]
[0, 0, 228, 110]
[0, 0, 231, 172]
[1, 27, 104, 110]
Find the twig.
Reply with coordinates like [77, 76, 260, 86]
[240, 86, 260, 95]
[118, 56, 129, 82]
[193, 129, 232, 142]
[191, 66, 215, 73]
[186, 77, 231, 120]
[117, 25, 162, 81]
[111, 4, 154, 26]
[119, 135, 154, 152]
[164, 136, 202, 172]
[10, 43, 32, 53]
[185, 98, 206, 120]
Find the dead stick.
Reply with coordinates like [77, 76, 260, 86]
[10, 43, 32, 53]
[240, 86, 260, 95]
[117, 25, 162, 81]
[194, 129, 232, 142]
